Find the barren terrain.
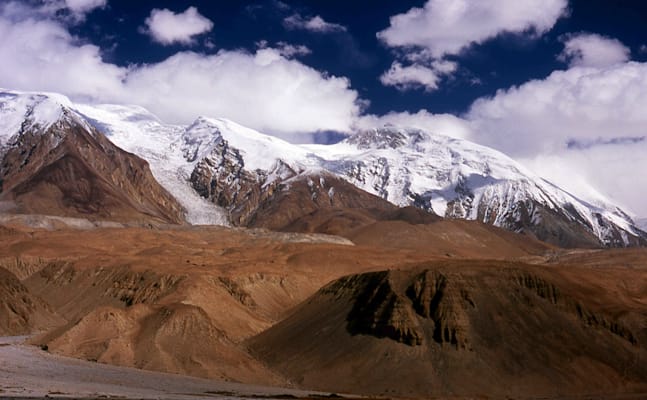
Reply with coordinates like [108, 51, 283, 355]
[0, 216, 645, 399]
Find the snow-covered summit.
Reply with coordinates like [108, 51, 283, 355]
[0, 89, 644, 246]
[181, 116, 310, 171]
[0, 89, 91, 144]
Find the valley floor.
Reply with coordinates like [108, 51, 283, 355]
[2, 335, 646, 400]
[0, 336, 342, 400]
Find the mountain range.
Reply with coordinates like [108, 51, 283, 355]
[2, 88, 647, 399]
[1, 88, 645, 248]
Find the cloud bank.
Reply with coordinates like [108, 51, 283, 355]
[466, 57, 647, 214]
[0, 2, 360, 137]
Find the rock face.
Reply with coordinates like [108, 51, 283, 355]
[250, 263, 647, 398]
[182, 120, 400, 229]
[342, 270, 471, 348]
[0, 93, 185, 224]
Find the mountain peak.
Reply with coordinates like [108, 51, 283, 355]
[0, 89, 91, 145]
[346, 126, 427, 150]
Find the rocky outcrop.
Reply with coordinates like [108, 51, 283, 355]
[344, 272, 424, 346]
[186, 132, 399, 231]
[330, 269, 473, 348]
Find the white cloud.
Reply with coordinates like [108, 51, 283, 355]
[466, 61, 647, 215]
[275, 42, 311, 57]
[378, 0, 568, 58]
[467, 62, 647, 156]
[558, 33, 630, 68]
[143, 7, 214, 45]
[123, 49, 359, 135]
[377, 0, 567, 93]
[257, 40, 311, 58]
[63, 0, 107, 14]
[0, 4, 361, 138]
[283, 14, 346, 33]
[519, 144, 647, 217]
[4, 0, 106, 23]
[0, 14, 127, 99]
[355, 110, 472, 140]
[380, 60, 457, 92]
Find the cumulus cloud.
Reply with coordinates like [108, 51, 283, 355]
[275, 42, 311, 57]
[0, 3, 360, 137]
[283, 13, 346, 33]
[466, 58, 647, 215]
[123, 49, 359, 135]
[467, 62, 647, 156]
[143, 7, 214, 45]
[0, 12, 127, 99]
[377, 0, 567, 93]
[355, 110, 472, 140]
[378, 0, 568, 58]
[558, 33, 630, 68]
[380, 60, 457, 92]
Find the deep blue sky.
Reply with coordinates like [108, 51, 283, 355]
[72, 0, 647, 116]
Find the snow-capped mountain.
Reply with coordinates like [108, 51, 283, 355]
[1, 89, 645, 247]
[0, 90, 185, 223]
[306, 128, 646, 247]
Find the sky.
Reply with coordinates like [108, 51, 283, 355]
[0, 0, 646, 216]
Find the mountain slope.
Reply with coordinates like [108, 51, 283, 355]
[250, 263, 647, 398]
[637, 217, 647, 232]
[306, 127, 646, 247]
[0, 91, 185, 224]
[2, 89, 644, 247]
[0, 267, 63, 335]
[178, 117, 645, 247]
[180, 117, 404, 229]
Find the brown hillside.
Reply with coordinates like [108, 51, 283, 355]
[0, 116, 185, 224]
[250, 261, 647, 398]
[0, 267, 63, 335]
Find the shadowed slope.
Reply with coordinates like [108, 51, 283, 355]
[250, 262, 647, 398]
